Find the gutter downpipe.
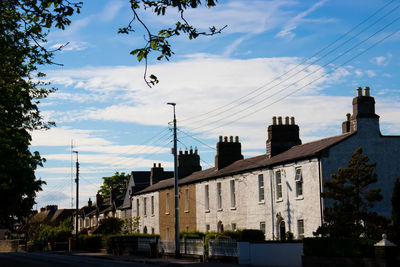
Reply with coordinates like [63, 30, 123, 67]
[269, 169, 275, 240]
[318, 157, 324, 227]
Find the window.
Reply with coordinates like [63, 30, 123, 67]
[260, 222, 266, 234]
[166, 192, 170, 214]
[205, 185, 210, 211]
[276, 170, 282, 200]
[206, 224, 210, 232]
[151, 227, 155, 234]
[295, 168, 303, 197]
[166, 227, 170, 240]
[230, 180, 236, 208]
[297, 219, 304, 238]
[258, 174, 265, 202]
[144, 197, 147, 216]
[136, 199, 140, 217]
[232, 223, 237, 231]
[151, 195, 154, 215]
[184, 188, 189, 212]
[217, 182, 222, 210]
[186, 226, 189, 232]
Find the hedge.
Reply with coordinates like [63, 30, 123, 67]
[303, 237, 376, 257]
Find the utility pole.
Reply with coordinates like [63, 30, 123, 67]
[73, 151, 79, 238]
[167, 102, 180, 258]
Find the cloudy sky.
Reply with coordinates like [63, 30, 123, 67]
[32, 0, 400, 209]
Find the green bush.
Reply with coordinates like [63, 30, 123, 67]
[303, 237, 376, 257]
[180, 230, 205, 240]
[239, 229, 265, 242]
[37, 218, 73, 242]
[77, 235, 104, 251]
[98, 217, 124, 235]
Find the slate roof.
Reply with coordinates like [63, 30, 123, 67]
[136, 132, 354, 194]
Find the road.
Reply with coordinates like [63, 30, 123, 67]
[0, 252, 150, 267]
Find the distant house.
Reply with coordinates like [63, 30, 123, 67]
[25, 205, 74, 229]
[127, 87, 400, 241]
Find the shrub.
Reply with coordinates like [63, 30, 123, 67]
[179, 230, 205, 240]
[77, 235, 104, 251]
[303, 237, 376, 257]
[239, 229, 265, 242]
[98, 217, 124, 235]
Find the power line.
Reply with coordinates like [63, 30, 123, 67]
[181, 13, 400, 133]
[178, 0, 398, 124]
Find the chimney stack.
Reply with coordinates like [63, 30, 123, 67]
[342, 113, 351, 133]
[150, 163, 166, 185]
[88, 198, 92, 207]
[350, 86, 379, 133]
[178, 147, 202, 178]
[96, 192, 103, 206]
[215, 136, 244, 169]
[266, 116, 302, 158]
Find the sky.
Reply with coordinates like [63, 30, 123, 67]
[31, 0, 400, 210]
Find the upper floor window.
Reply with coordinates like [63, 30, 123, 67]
[151, 195, 154, 215]
[143, 197, 147, 216]
[276, 170, 282, 200]
[295, 168, 303, 197]
[136, 199, 140, 217]
[230, 180, 236, 208]
[205, 185, 210, 211]
[166, 192, 170, 214]
[258, 174, 265, 202]
[184, 188, 189, 212]
[217, 182, 222, 210]
[260, 221, 266, 234]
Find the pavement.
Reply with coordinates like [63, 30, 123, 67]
[52, 250, 245, 266]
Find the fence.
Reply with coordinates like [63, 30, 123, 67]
[137, 237, 156, 252]
[208, 239, 238, 257]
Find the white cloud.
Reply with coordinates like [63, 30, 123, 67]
[99, 1, 125, 22]
[276, 0, 328, 39]
[366, 70, 376, 77]
[371, 53, 392, 67]
[50, 41, 89, 52]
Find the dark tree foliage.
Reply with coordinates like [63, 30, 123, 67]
[315, 147, 383, 238]
[120, 0, 226, 87]
[98, 172, 130, 199]
[98, 217, 124, 235]
[392, 177, 400, 226]
[0, 0, 81, 228]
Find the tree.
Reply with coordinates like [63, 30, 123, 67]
[98, 217, 124, 235]
[392, 177, 400, 226]
[119, 0, 225, 87]
[315, 147, 383, 238]
[98, 172, 130, 199]
[0, 0, 81, 228]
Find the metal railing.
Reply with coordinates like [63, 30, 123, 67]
[208, 239, 238, 257]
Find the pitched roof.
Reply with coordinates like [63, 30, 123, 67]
[136, 132, 354, 194]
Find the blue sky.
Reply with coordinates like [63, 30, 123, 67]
[32, 0, 400, 209]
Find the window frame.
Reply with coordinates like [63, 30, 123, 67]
[258, 174, 265, 202]
[136, 198, 140, 217]
[276, 170, 283, 200]
[295, 168, 303, 198]
[217, 182, 222, 210]
[184, 188, 189, 212]
[165, 192, 170, 214]
[143, 197, 147, 216]
[260, 221, 266, 234]
[297, 219, 304, 238]
[205, 184, 210, 211]
[230, 180, 236, 209]
[151, 195, 154, 215]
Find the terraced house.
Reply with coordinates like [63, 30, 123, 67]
[125, 87, 400, 241]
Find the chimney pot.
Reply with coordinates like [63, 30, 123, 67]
[357, 87, 362, 97]
[229, 136, 233, 142]
[285, 116, 289, 125]
[219, 136, 222, 142]
[272, 116, 277, 125]
[224, 136, 228, 142]
[194, 147, 198, 154]
[290, 117, 295, 125]
[235, 136, 239, 142]
[190, 146, 193, 154]
[153, 163, 156, 167]
[179, 149, 183, 155]
[158, 163, 161, 167]
[278, 116, 282, 125]
[364, 86, 370, 96]
[184, 150, 188, 155]
[346, 113, 351, 121]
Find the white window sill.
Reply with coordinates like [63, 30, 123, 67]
[230, 207, 236, 210]
[184, 210, 189, 213]
[205, 209, 210, 213]
[296, 196, 304, 200]
[276, 198, 283, 203]
[165, 212, 170, 215]
[258, 200, 265, 205]
[217, 208, 223, 212]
